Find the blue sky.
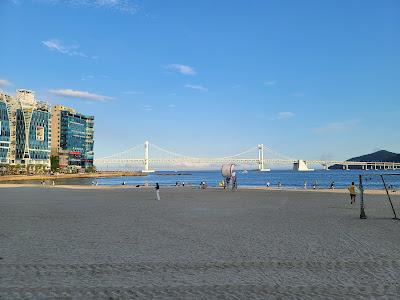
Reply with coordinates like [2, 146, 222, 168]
[0, 0, 399, 160]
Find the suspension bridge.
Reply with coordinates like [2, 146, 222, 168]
[94, 141, 400, 172]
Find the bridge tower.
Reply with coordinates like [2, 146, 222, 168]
[142, 141, 154, 173]
[258, 144, 270, 172]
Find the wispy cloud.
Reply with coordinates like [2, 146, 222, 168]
[168, 104, 176, 108]
[270, 111, 296, 120]
[144, 105, 152, 111]
[264, 80, 277, 86]
[42, 39, 97, 59]
[21, 0, 139, 14]
[313, 120, 360, 134]
[90, 0, 139, 14]
[291, 92, 305, 97]
[81, 75, 95, 81]
[185, 84, 208, 92]
[49, 89, 113, 102]
[0, 78, 11, 87]
[165, 64, 196, 75]
[277, 111, 295, 119]
[123, 91, 144, 95]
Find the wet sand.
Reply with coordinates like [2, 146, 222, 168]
[0, 171, 145, 182]
[1, 187, 400, 298]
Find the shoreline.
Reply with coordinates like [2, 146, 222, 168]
[0, 183, 397, 195]
[0, 171, 146, 182]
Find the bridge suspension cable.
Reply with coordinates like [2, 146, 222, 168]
[150, 142, 259, 160]
[263, 145, 295, 161]
[149, 143, 198, 159]
[220, 146, 259, 159]
[97, 144, 143, 160]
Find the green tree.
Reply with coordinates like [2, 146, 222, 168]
[85, 165, 97, 173]
[50, 156, 60, 172]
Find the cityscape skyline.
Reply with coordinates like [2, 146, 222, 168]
[1, 0, 399, 160]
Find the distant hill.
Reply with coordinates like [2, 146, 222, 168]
[348, 150, 400, 163]
[329, 150, 400, 169]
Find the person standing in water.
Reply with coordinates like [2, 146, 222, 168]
[155, 182, 160, 201]
[348, 182, 357, 204]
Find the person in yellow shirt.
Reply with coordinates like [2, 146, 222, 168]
[348, 182, 357, 204]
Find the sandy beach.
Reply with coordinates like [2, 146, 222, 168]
[1, 187, 400, 298]
[0, 182, 399, 195]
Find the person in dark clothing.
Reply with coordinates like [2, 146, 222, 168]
[155, 183, 160, 201]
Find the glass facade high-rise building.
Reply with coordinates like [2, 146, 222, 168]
[0, 90, 94, 171]
[14, 90, 52, 166]
[0, 93, 12, 164]
[0, 90, 51, 167]
[51, 105, 94, 169]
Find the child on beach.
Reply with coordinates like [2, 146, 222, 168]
[348, 182, 357, 204]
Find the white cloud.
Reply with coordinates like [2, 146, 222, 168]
[0, 79, 11, 87]
[81, 75, 95, 81]
[123, 91, 144, 95]
[291, 92, 305, 97]
[264, 80, 277, 85]
[276, 111, 295, 119]
[168, 104, 176, 108]
[42, 39, 97, 59]
[89, 0, 139, 14]
[165, 64, 196, 75]
[23, 0, 138, 14]
[49, 89, 113, 102]
[185, 84, 208, 92]
[313, 120, 360, 134]
[144, 105, 152, 111]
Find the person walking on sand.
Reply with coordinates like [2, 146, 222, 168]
[155, 182, 160, 201]
[348, 182, 357, 204]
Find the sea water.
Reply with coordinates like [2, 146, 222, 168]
[96, 169, 400, 190]
[4, 169, 399, 189]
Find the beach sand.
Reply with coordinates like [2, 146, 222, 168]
[1, 187, 400, 298]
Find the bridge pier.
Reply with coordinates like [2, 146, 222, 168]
[258, 144, 270, 171]
[293, 160, 314, 171]
[142, 141, 154, 173]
